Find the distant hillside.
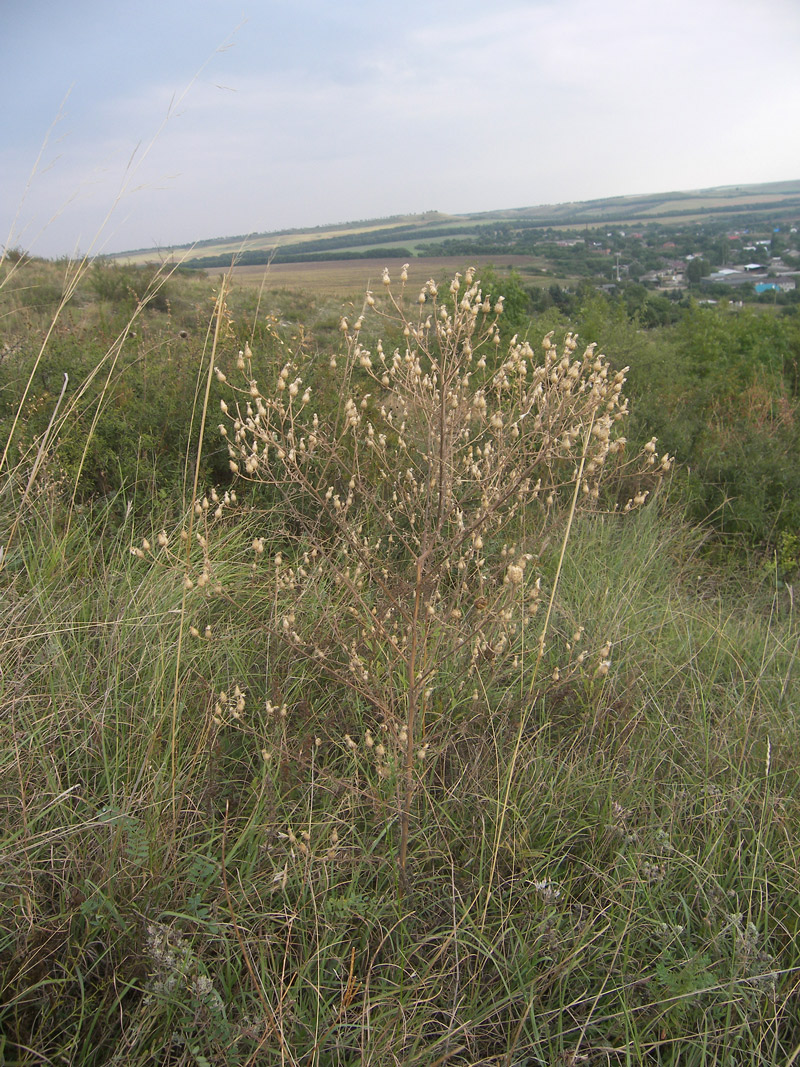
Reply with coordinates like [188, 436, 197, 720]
[112, 180, 800, 267]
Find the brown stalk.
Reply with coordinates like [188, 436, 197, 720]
[398, 552, 426, 895]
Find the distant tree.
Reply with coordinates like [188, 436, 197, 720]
[711, 238, 730, 267]
[475, 267, 531, 328]
[686, 258, 710, 284]
[548, 283, 573, 313]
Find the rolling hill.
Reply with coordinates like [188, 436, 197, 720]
[112, 179, 800, 267]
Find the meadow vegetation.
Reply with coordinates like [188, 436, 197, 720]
[1, 253, 799, 1066]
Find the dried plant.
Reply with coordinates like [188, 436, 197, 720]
[219, 267, 668, 888]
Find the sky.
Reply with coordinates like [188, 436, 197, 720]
[3, 0, 800, 259]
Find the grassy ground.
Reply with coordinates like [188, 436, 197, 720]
[1, 258, 798, 1066]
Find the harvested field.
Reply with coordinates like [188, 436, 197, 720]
[218, 254, 550, 298]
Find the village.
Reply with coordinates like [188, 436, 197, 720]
[598, 225, 800, 297]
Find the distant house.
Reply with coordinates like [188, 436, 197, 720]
[755, 278, 796, 293]
[705, 270, 797, 291]
[706, 270, 756, 286]
[642, 266, 684, 287]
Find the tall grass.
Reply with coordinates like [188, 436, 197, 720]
[1, 261, 798, 1065]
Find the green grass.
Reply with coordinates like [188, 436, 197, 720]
[2, 503, 798, 1064]
[1, 260, 799, 1066]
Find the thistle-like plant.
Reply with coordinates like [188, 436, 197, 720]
[219, 266, 667, 887]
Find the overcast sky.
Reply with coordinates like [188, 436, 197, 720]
[3, 0, 800, 259]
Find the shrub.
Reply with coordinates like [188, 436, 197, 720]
[218, 266, 667, 885]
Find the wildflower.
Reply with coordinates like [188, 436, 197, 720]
[533, 878, 562, 903]
[505, 563, 525, 585]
